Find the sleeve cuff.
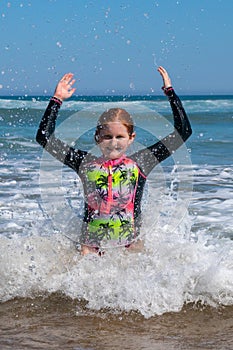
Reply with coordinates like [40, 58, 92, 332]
[162, 86, 174, 96]
[50, 96, 63, 105]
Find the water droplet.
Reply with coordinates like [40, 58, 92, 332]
[129, 82, 135, 89]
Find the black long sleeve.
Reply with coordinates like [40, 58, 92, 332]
[36, 90, 191, 176]
[36, 98, 88, 173]
[131, 88, 192, 175]
[36, 99, 60, 147]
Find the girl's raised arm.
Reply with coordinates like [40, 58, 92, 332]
[131, 66, 192, 175]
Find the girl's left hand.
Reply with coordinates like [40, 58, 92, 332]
[157, 66, 172, 89]
[53, 73, 76, 101]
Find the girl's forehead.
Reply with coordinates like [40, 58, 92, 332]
[100, 122, 129, 131]
[101, 121, 125, 125]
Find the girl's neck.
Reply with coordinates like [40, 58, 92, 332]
[100, 154, 126, 165]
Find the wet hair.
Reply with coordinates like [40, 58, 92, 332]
[95, 108, 134, 143]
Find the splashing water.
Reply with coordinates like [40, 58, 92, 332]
[152, 53, 159, 68]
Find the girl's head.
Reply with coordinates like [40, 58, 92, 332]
[95, 108, 135, 160]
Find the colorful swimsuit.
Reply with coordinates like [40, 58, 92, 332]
[79, 155, 146, 247]
[36, 88, 192, 247]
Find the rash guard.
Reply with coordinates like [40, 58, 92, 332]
[36, 88, 192, 247]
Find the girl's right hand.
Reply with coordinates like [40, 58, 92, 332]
[53, 73, 76, 101]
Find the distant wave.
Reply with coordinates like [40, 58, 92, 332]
[0, 95, 233, 113]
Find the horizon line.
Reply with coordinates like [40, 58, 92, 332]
[1, 92, 233, 98]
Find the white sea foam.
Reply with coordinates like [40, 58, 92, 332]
[0, 218, 233, 318]
[1, 163, 233, 317]
[1, 96, 233, 113]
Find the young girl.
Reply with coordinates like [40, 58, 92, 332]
[36, 66, 192, 255]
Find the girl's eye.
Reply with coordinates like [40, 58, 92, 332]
[102, 134, 125, 140]
[101, 134, 126, 140]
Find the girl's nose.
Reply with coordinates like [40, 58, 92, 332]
[109, 137, 118, 146]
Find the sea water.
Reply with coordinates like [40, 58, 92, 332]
[0, 94, 233, 349]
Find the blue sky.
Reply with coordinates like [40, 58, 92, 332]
[0, 0, 232, 95]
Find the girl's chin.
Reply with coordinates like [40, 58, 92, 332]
[103, 151, 123, 159]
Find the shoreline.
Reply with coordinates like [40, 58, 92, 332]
[1, 294, 233, 349]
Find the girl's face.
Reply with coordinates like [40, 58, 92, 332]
[98, 122, 135, 160]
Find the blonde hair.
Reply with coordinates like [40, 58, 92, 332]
[95, 108, 134, 142]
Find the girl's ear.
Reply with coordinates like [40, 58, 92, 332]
[129, 132, 136, 144]
[95, 134, 99, 143]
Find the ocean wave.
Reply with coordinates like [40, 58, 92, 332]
[1, 164, 233, 317]
[0, 95, 233, 114]
[0, 223, 233, 318]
